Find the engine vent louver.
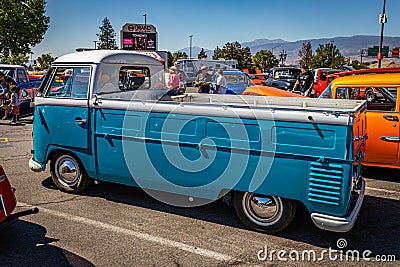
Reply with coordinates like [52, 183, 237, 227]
[308, 162, 343, 206]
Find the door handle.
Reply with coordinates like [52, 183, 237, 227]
[380, 136, 400, 142]
[383, 115, 399, 121]
[74, 118, 87, 124]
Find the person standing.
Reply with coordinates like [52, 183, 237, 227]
[215, 69, 227, 94]
[291, 65, 314, 96]
[9, 85, 20, 125]
[195, 66, 212, 93]
[0, 71, 19, 120]
[174, 62, 187, 91]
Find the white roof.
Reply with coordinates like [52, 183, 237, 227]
[0, 64, 24, 68]
[54, 50, 162, 66]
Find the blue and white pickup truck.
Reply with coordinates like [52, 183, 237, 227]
[29, 50, 367, 234]
[0, 64, 40, 109]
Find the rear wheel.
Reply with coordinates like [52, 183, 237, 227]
[50, 152, 91, 193]
[234, 192, 296, 234]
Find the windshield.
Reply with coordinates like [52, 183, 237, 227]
[0, 67, 14, 77]
[273, 69, 300, 79]
[319, 84, 332, 99]
[225, 74, 248, 85]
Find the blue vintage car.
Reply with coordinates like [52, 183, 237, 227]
[212, 70, 253, 95]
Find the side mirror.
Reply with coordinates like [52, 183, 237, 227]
[21, 89, 28, 98]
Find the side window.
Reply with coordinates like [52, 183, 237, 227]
[17, 69, 27, 83]
[119, 67, 150, 90]
[45, 67, 91, 99]
[320, 72, 327, 81]
[362, 87, 396, 111]
[336, 87, 349, 99]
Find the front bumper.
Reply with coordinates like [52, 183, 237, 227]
[29, 157, 45, 172]
[311, 177, 365, 232]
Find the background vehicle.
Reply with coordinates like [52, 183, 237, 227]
[242, 85, 306, 98]
[211, 70, 253, 95]
[264, 67, 301, 92]
[249, 74, 268, 85]
[0, 165, 38, 231]
[177, 59, 238, 85]
[320, 73, 400, 169]
[0, 64, 39, 112]
[313, 68, 342, 97]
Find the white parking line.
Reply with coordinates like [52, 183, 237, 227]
[18, 202, 238, 263]
[366, 187, 400, 195]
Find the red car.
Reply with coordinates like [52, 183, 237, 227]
[313, 68, 343, 97]
[0, 165, 38, 230]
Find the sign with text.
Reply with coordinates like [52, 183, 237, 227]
[120, 23, 158, 51]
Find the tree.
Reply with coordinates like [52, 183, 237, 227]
[197, 48, 207, 60]
[167, 51, 174, 68]
[36, 53, 55, 70]
[212, 46, 223, 60]
[0, 0, 50, 63]
[298, 42, 313, 67]
[172, 51, 188, 64]
[217, 42, 252, 69]
[3, 53, 29, 66]
[312, 43, 345, 69]
[96, 17, 118, 50]
[252, 50, 279, 72]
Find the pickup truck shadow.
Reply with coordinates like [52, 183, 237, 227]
[42, 177, 399, 259]
[0, 220, 95, 267]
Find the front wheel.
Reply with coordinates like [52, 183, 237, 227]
[50, 152, 92, 193]
[234, 192, 296, 234]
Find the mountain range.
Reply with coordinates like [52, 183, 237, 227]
[177, 35, 400, 64]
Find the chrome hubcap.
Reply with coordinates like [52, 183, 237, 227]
[243, 193, 283, 226]
[56, 156, 80, 187]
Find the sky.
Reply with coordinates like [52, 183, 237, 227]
[32, 0, 400, 59]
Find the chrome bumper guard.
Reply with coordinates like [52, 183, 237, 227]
[29, 157, 45, 172]
[311, 177, 365, 232]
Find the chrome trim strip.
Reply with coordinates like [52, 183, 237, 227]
[0, 195, 7, 217]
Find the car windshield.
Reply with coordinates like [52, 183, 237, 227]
[225, 74, 247, 85]
[319, 84, 332, 99]
[0, 68, 14, 77]
[274, 69, 300, 79]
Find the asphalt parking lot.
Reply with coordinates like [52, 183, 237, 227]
[0, 117, 399, 267]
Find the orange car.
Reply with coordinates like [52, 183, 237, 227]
[320, 73, 400, 169]
[242, 85, 306, 97]
[249, 74, 268, 85]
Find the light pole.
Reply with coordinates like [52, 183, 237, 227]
[189, 35, 193, 59]
[30, 52, 34, 70]
[330, 40, 335, 68]
[143, 14, 147, 26]
[378, 0, 387, 68]
[279, 50, 287, 66]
